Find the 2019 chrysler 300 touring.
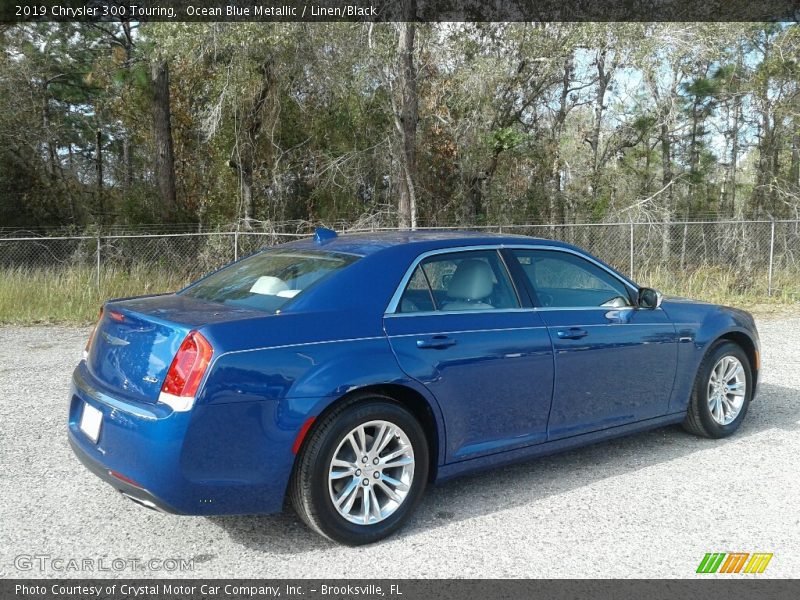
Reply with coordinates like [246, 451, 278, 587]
[68, 229, 760, 545]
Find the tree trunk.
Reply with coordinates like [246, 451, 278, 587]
[688, 97, 701, 214]
[753, 40, 773, 217]
[240, 168, 254, 226]
[396, 4, 418, 230]
[120, 137, 132, 199]
[42, 82, 60, 184]
[790, 124, 800, 192]
[228, 57, 274, 228]
[727, 86, 742, 217]
[660, 118, 673, 263]
[680, 219, 688, 270]
[65, 143, 77, 222]
[95, 128, 104, 223]
[590, 48, 611, 204]
[550, 52, 573, 229]
[151, 59, 177, 220]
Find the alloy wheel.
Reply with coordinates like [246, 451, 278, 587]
[707, 355, 746, 426]
[328, 420, 415, 525]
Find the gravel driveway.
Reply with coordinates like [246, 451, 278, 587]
[1, 317, 798, 578]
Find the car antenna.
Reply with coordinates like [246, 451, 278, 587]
[314, 227, 338, 244]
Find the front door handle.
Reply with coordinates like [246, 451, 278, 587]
[556, 327, 588, 340]
[416, 335, 457, 349]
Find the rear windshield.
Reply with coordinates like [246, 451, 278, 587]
[181, 249, 359, 312]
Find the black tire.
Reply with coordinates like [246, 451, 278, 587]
[683, 340, 752, 439]
[289, 393, 429, 545]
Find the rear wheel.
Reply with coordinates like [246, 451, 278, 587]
[289, 394, 429, 545]
[683, 341, 752, 438]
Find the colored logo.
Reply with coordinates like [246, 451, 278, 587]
[696, 552, 773, 574]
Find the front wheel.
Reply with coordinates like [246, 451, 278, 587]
[683, 341, 752, 438]
[289, 395, 429, 545]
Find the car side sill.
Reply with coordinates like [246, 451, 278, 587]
[435, 412, 687, 482]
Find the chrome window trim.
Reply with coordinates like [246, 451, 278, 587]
[384, 305, 659, 318]
[387, 307, 534, 318]
[384, 245, 522, 315]
[384, 244, 639, 315]
[535, 306, 637, 312]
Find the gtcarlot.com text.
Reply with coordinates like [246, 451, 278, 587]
[13, 554, 194, 573]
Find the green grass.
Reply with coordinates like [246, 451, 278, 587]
[0, 266, 190, 325]
[0, 265, 798, 325]
[637, 265, 800, 311]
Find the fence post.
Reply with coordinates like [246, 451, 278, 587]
[629, 222, 634, 278]
[233, 230, 239, 262]
[95, 232, 101, 288]
[767, 219, 775, 297]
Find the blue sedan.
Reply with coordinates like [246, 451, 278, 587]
[69, 229, 760, 544]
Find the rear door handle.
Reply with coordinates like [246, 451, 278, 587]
[416, 335, 457, 349]
[556, 328, 588, 340]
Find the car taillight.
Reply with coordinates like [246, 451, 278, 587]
[83, 307, 104, 361]
[158, 331, 213, 412]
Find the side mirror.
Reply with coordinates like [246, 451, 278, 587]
[638, 287, 662, 309]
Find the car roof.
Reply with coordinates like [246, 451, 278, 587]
[282, 229, 571, 257]
[260, 228, 638, 315]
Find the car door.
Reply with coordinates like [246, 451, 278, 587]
[383, 248, 554, 462]
[507, 247, 678, 440]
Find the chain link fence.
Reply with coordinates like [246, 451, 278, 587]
[1, 220, 799, 298]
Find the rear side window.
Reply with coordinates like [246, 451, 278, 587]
[398, 250, 520, 313]
[182, 249, 359, 312]
[511, 249, 631, 308]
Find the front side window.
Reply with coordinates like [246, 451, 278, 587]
[182, 249, 359, 312]
[511, 249, 632, 308]
[398, 250, 520, 313]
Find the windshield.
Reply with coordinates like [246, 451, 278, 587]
[181, 249, 359, 312]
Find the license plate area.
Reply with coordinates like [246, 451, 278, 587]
[79, 402, 103, 443]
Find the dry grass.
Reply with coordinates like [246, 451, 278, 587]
[0, 265, 798, 325]
[0, 266, 190, 325]
[637, 265, 800, 311]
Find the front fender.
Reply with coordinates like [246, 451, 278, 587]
[661, 299, 759, 412]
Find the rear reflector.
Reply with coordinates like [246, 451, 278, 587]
[83, 307, 104, 361]
[109, 469, 142, 488]
[292, 417, 316, 454]
[158, 331, 213, 412]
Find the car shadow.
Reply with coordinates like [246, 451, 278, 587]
[209, 381, 798, 554]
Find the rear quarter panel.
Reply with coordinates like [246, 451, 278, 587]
[180, 313, 446, 502]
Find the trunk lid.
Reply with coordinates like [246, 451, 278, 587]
[86, 294, 261, 404]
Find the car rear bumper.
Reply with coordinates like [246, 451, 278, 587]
[68, 361, 199, 513]
[68, 361, 294, 516]
[68, 435, 182, 514]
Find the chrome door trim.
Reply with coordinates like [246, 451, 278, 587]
[387, 325, 548, 337]
[386, 307, 533, 318]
